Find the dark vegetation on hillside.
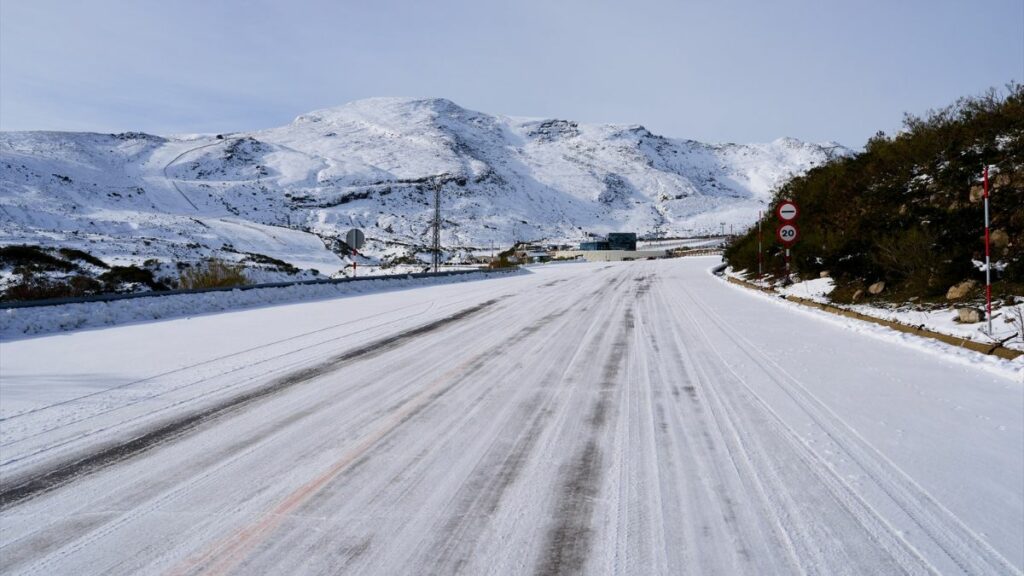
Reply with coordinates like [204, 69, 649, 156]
[0, 245, 172, 301]
[725, 84, 1024, 303]
[0, 245, 304, 302]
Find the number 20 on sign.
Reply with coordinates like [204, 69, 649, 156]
[776, 223, 799, 246]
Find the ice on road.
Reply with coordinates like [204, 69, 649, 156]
[1, 257, 1021, 575]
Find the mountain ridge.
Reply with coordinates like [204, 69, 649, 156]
[1, 97, 849, 283]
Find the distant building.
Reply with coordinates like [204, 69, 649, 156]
[607, 233, 637, 251]
[565, 231, 664, 261]
[580, 232, 636, 251]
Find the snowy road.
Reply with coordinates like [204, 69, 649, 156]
[1, 258, 1021, 575]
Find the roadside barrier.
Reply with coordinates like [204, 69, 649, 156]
[674, 248, 724, 257]
[723, 275, 1022, 361]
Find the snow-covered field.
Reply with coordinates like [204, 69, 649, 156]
[0, 257, 1020, 574]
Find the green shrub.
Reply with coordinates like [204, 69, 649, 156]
[725, 83, 1024, 301]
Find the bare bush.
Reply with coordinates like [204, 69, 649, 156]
[1008, 304, 1024, 345]
[178, 259, 249, 290]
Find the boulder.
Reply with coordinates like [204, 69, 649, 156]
[956, 308, 982, 324]
[946, 280, 977, 300]
[819, 270, 830, 278]
[868, 281, 885, 295]
[969, 185, 985, 203]
[991, 229, 1010, 249]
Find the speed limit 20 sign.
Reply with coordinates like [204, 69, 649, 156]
[776, 223, 799, 246]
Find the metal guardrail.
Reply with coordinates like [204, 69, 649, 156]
[0, 268, 516, 310]
[676, 248, 725, 257]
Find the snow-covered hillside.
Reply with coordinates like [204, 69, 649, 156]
[0, 97, 849, 276]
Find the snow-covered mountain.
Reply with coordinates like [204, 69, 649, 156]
[0, 97, 849, 276]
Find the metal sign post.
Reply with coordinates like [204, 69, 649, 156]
[983, 166, 992, 335]
[776, 224, 800, 276]
[346, 228, 365, 278]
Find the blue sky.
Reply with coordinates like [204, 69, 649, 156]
[1, 0, 1021, 147]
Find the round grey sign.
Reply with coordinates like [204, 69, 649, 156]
[346, 228, 365, 250]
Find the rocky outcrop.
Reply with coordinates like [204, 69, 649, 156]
[946, 280, 978, 300]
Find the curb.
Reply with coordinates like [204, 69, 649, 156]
[724, 275, 1022, 361]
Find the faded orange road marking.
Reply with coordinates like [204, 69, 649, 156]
[167, 355, 482, 576]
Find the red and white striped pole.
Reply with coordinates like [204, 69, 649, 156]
[983, 166, 992, 335]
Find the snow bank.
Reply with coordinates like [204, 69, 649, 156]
[0, 270, 523, 340]
[778, 276, 835, 301]
[846, 301, 1024, 352]
[727, 268, 1023, 353]
[717, 267, 1023, 381]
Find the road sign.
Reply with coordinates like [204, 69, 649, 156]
[776, 200, 799, 222]
[776, 223, 799, 246]
[345, 228, 365, 250]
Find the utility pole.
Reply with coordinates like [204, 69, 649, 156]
[432, 179, 442, 273]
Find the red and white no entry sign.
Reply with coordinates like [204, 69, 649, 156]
[776, 223, 799, 246]
[776, 200, 799, 222]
